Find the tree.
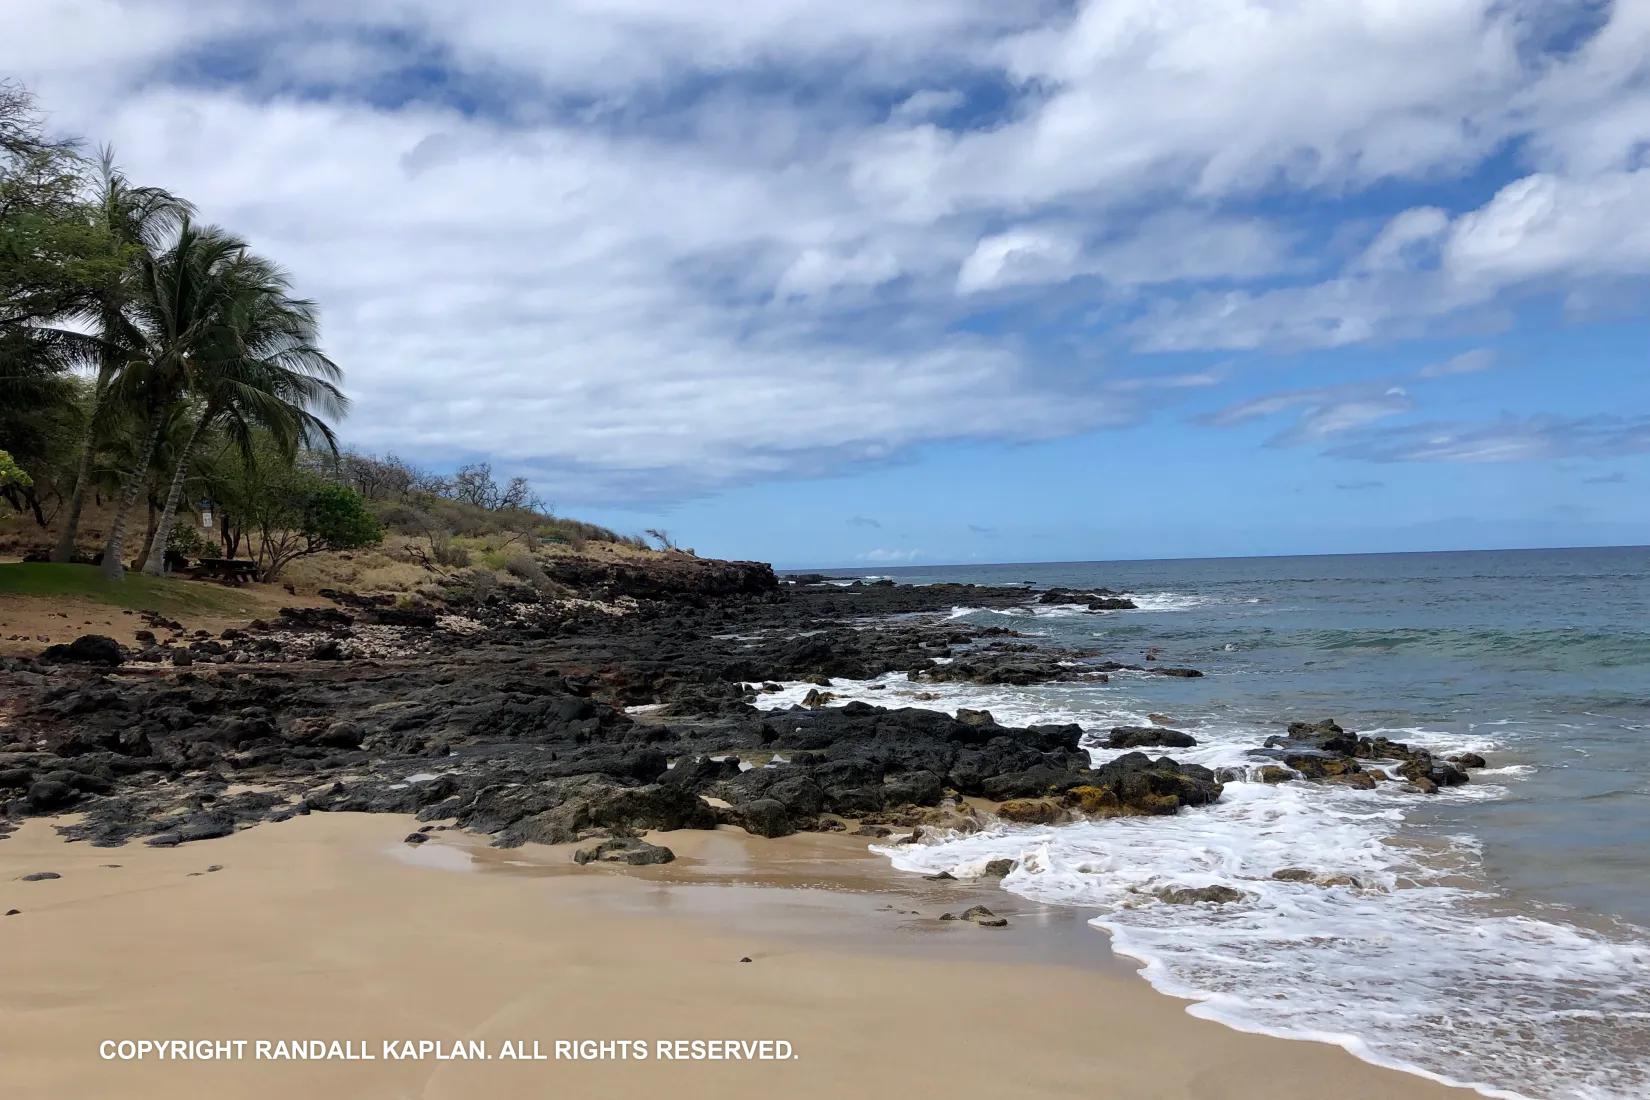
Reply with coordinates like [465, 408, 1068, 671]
[447, 461, 542, 513]
[0, 82, 120, 533]
[451, 461, 501, 509]
[338, 449, 417, 501]
[138, 240, 344, 575]
[51, 148, 192, 561]
[233, 461, 379, 581]
[96, 220, 245, 579]
[0, 338, 82, 526]
[0, 81, 115, 332]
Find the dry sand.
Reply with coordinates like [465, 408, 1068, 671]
[0, 586, 330, 658]
[0, 813, 1470, 1100]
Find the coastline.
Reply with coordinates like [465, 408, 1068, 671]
[5, 558, 1641, 1098]
[0, 812, 1468, 1099]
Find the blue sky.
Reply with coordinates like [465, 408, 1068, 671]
[8, 1, 1648, 568]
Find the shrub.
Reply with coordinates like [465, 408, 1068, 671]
[166, 520, 208, 557]
[440, 566, 500, 604]
[502, 550, 550, 591]
[0, 450, 32, 489]
[304, 485, 383, 552]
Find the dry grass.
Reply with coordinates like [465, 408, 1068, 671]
[0, 562, 330, 656]
[1, 491, 669, 603]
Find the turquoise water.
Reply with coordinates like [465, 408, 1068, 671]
[800, 547, 1650, 1097]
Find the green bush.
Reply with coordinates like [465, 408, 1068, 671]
[0, 450, 32, 489]
[166, 520, 209, 557]
[304, 484, 382, 551]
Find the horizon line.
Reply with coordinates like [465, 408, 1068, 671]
[778, 542, 1650, 574]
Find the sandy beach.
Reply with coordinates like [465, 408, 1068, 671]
[0, 812, 1468, 1100]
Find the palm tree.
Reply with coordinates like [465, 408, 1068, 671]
[136, 241, 345, 576]
[97, 219, 245, 579]
[51, 148, 192, 562]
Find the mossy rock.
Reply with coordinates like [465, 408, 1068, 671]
[996, 798, 1067, 825]
[1062, 785, 1121, 815]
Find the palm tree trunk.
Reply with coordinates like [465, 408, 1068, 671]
[61, 318, 123, 562]
[51, 413, 99, 562]
[100, 412, 164, 581]
[139, 496, 159, 563]
[141, 416, 208, 576]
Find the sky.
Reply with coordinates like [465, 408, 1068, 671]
[6, 0, 1648, 568]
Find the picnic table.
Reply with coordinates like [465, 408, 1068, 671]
[191, 557, 260, 585]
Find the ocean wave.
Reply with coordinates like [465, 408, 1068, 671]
[879, 780, 1650, 1099]
[1122, 591, 1218, 612]
[946, 591, 1227, 621]
[755, 675, 1648, 1097]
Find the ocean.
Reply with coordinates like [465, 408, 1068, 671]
[762, 547, 1650, 1099]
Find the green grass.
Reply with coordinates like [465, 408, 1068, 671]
[0, 563, 262, 617]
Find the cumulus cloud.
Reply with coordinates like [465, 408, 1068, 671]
[956, 229, 1082, 294]
[1445, 171, 1650, 287]
[1129, 3, 1650, 353]
[2, 0, 1644, 499]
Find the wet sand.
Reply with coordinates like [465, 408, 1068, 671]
[0, 813, 1470, 1099]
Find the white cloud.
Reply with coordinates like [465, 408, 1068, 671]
[1204, 381, 1414, 446]
[1445, 171, 1650, 287]
[854, 0, 1529, 217]
[956, 229, 1081, 294]
[1274, 391, 1412, 446]
[1327, 416, 1650, 464]
[956, 212, 1295, 296]
[1107, 368, 1226, 392]
[1355, 207, 1449, 273]
[1141, 163, 1650, 352]
[1417, 349, 1497, 378]
[858, 547, 923, 562]
[3, 0, 1645, 498]
[889, 90, 966, 125]
[773, 247, 902, 300]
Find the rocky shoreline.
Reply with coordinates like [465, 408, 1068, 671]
[0, 556, 1485, 857]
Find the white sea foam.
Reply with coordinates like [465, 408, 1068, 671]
[946, 590, 1223, 621]
[756, 677, 1650, 1099]
[1358, 725, 1506, 756]
[1122, 590, 1217, 612]
[876, 782, 1650, 1099]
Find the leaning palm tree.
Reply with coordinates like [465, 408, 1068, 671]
[51, 148, 192, 562]
[137, 246, 345, 576]
[98, 220, 248, 579]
